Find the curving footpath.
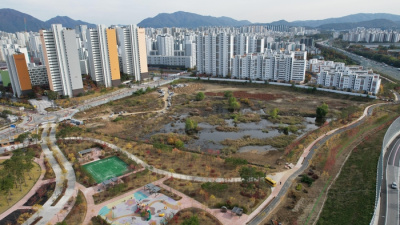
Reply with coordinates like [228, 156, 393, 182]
[246, 103, 385, 224]
[63, 102, 384, 225]
[63, 137, 242, 183]
[23, 124, 77, 225]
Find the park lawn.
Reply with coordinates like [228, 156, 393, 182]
[82, 156, 129, 183]
[63, 190, 87, 225]
[316, 127, 386, 225]
[0, 161, 41, 214]
[164, 178, 271, 214]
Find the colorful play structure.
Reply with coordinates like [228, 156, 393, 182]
[98, 189, 179, 225]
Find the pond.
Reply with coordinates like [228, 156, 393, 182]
[152, 110, 329, 153]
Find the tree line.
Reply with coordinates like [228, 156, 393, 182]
[0, 149, 36, 205]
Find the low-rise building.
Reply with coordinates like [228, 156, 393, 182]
[312, 59, 381, 94]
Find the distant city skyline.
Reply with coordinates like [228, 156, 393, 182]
[3, 0, 400, 25]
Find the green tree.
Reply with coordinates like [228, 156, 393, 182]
[0, 175, 14, 205]
[195, 92, 205, 101]
[269, 108, 279, 119]
[185, 118, 198, 134]
[224, 91, 233, 98]
[182, 215, 199, 225]
[47, 90, 59, 100]
[175, 140, 184, 149]
[228, 97, 240, 111]
[316, 103, 329, 118]
[31, 133, 40, 144]
[15, 132, 31, 144]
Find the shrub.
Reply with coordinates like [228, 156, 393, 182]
[295, 183, 302, 191]
[316, 103, 329, 118]
[301, 175, 314, 186]
[225, 157, 248, 167]
[201, 182, 228, 192]
[182, 215, 199, 225]
[195, 92, 205, 101]
[175, 140, 184, 149]
[224, 91, 233, 98]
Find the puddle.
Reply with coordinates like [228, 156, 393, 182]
[151, 109, 330, 152]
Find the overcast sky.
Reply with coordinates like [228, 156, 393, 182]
[4, 0, 400, 25]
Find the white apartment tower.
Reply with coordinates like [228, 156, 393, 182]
[231, 50, 307, 83]
[156, 34, 174, 56]
[40, 24, 84, 97]
[196, 33, 234, 77]
[116, 25, 148, 81]
[86, 25, 121, 87]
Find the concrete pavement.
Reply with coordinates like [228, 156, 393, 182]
[23, 124, 77, 225]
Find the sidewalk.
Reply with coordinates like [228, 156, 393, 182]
[0, 152, 50, 221]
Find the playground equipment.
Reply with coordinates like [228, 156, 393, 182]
[147, 210, 151, 221]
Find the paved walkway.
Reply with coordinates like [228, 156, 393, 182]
[0, 152, 52, 220]
[23, 124, 77, 225]
[78, 176, 248, 225]
[64, 137, 242, 183]
[247, 103, 386, 224]
[84, 87, 171, 122]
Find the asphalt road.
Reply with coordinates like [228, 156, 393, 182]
[380, 136, 400, 225]
[319, 41, 400, 81]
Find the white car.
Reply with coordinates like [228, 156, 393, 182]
[392, 182, 398, 189]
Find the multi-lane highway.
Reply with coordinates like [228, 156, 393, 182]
[380, 135, 400, 225]
[318, 41, 400, 81]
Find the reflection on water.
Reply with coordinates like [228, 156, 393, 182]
[152, 111, 330, 153]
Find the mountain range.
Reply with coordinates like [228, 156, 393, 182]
[138, 12, 400, 30]
[0, 8, 95, 33]
[1, 8, 400, 33]
[138, 11, 251, 28]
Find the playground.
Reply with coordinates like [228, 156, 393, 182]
[82, 156, 128, 183]
[98, 190, 179, 225]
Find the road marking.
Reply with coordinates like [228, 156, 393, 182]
[388, 138, 400, 166]
[392, 138, 400, 166]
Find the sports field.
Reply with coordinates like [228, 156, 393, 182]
[82, 156, 128, 183]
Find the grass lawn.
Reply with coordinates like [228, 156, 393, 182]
[316, 127, 386, 225]
[0, 161, 41, 214]
[82, 156, 128, 183]
[63, 190, 87, 225]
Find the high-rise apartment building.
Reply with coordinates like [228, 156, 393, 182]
[40, 24, 84, 97]
[86, 25, 121, 87]
[231, 50, 307, 82]
[196, 33, 234, 77]
[116, 25, 148, 81]
[2, 48, 32, 97]
[156, 35, 174, 56]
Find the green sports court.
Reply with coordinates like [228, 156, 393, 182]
[82, 156, 129, 183]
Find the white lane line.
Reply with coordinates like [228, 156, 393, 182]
[392, 139, 400, 166]
[388, 138, 400, 166]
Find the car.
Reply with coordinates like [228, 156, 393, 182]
[392, 182, 397, 189]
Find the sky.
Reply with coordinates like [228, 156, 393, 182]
[3, 0, 400, 25]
